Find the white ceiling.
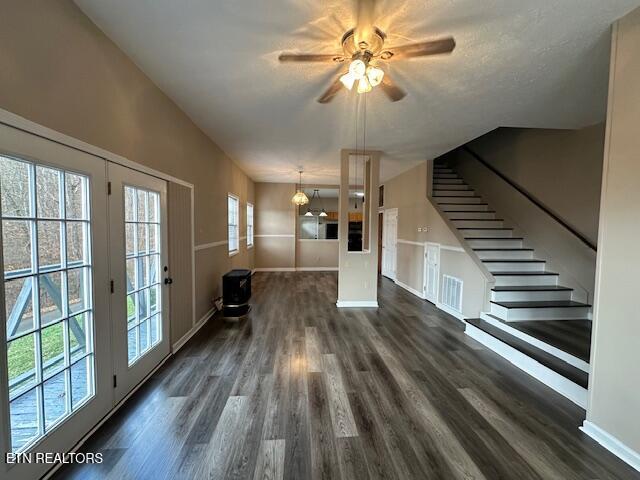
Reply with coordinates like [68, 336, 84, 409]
[75, 0, 639, 184]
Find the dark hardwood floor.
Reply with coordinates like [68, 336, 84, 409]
[54, 272, 638, 479]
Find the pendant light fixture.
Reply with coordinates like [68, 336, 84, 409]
[291, 169, 309, 206]
[304, 189, 328, 217]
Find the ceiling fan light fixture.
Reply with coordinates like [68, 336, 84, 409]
[366, 66, 384, 87]
[340, 72, 356, 90]
[357, 76, 372, 94]
[348, 59, 366, 80]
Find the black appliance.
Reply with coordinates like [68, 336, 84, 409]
[223, 269, 251, 318]
[326, 222, 338, 239]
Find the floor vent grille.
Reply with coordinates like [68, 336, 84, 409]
[442, 275, 463, 312]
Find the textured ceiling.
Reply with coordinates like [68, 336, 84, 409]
[75, 0, 640, 183]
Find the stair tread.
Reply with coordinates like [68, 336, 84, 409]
[491, 300, 591, 308]
[447, 210, 496, 213]
[467, 317, 589, 387]
[433, 195, 483, 198]
[439, 202, 488, 205]
[459, 227, 512, 230]
[483, 259, 545, 263]
[492, 285, 572, 291]
[451, 218, 504, 221]
[465, 237, 524, 240]
[473, 248, 533, 251]
[491, 270, 557, 275]
[484, 314, 592, 363]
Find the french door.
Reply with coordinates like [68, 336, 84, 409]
[0, 124, 112, 480]
[108, 163, 170, 403]
[0, 125, 172, 479]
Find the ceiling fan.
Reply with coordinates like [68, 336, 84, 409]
[278, 0, 456, 103]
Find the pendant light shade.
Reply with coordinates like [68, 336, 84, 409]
[319, 209, 328, 217]
[304, 209, 313, 216]
[291, 170, 309, 206]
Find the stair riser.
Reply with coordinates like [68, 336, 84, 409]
[491, 290, 572, 302]
[467, 239, 523, 248]
[433, 173, 459, 179]
[433, 183, 469, 190]
[490, 304, 591, 321]
[434, 197, 484, 204]
[485, 262, 545, 272]
[433, 168, 454, 174]
[475, 250, 534, 260]
[453, 220, 504, 228]
[462, 229, 513, 238]
[493, 275, 558, 286]
[445, 211, 496, 220]
[433, 189, 476, 196]
[440, 204, 490, 212]
[433, 179, 465, 185]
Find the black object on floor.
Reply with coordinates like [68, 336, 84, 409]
[223, 269, 252, 318]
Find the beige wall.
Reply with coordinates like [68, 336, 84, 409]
[254, 183, 296, 269]
[0, 0, 255, 341]
[296, 241, 339, 269]
[587, 6, 640, 458]
[467, 125, 605, 246]
[381, 161, 489, 318]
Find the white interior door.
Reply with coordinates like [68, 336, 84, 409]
[424, 243, 440, 303]
[108, 163, 170, 403]
[382, 209, 398, 280]
[0, 124, 112, 480]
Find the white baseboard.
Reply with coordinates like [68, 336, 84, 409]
[336, 300, 379, 308]
[296, 267, 339, 271]
[253, 267, 337, 272]
[394, 279, 426, 299]
[580, 421, 640, 472]
[465, 323, 588, 408]
[172, 306, 216, 352]
[436, 302, 466, 322]
[253, 267, 296, 272]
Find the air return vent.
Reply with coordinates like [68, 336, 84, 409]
[441, 275, 463, 313]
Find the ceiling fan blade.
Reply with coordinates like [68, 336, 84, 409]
[279, 53, 345, 63]
[380, 75, 407, 102]
[355, 0, 378, 46]
[317, 76, 344, 104]
[382, 37, 456, 60]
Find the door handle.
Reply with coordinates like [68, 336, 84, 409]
[164, 277, 173, 285]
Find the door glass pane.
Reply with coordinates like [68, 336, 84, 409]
[1, 157, 32, 217]
[41, 321, 66, 379]
[43, 370, 68, 430]
[36, 166, 62, 219]
[124, 185, 162, 365]
[37, 221, 62, 270]
[2, 220, 32, 274]
[10, 387, 39, 452]
[1, 156, 95, 452]
[5, 277, 35, 339]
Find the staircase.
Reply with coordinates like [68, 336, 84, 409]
[431, 161, 592, 407]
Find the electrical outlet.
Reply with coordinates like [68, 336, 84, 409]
[418, 227, 422, 232]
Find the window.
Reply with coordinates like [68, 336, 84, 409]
[246, 203, 254, 248]
[124, 186, 162, 365]
[228, 194, 239, 254]
[1, 156, 95, 453]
